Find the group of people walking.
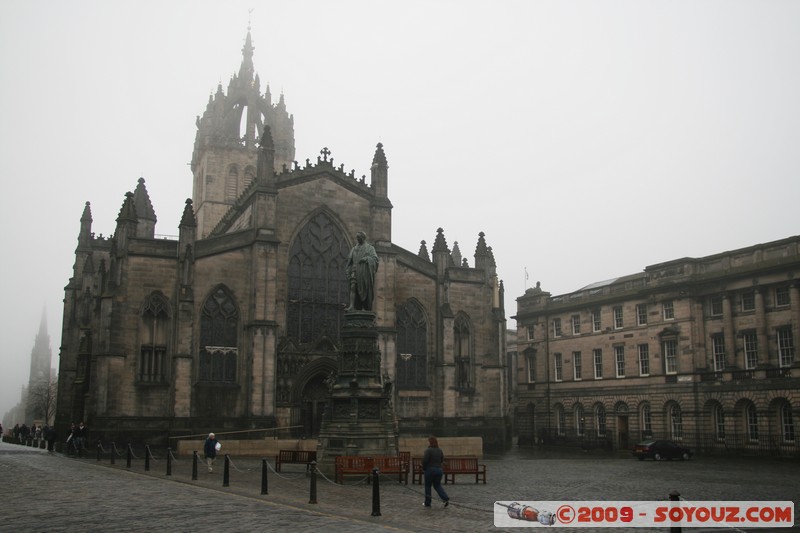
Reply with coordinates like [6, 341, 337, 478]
[4, 421, 87, 455]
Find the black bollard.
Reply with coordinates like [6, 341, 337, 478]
[166, 447, 172, 476]
[223, 455, 230, 487]
[371, 467, 381, 516]
[126, 443, 132, 468]
[192, 451, 198, 480]
[145, 445, 151, 472]
[261, 458, 268, 495]
[96, 442, 101, 462]
[309, 461, 318, 504]
[110, 443, 116, 465]
[669, 490, 681, 533]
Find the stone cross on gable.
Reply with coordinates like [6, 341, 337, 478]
[320, 147, 331, 161]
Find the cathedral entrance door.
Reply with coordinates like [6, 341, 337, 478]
[300, 374, 328, 438]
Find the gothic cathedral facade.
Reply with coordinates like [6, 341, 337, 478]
[55, 31, 511, 450]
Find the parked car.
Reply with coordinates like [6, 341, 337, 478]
[632, 440, 693, 461]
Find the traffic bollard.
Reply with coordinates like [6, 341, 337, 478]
[145, 445, 151, 472]
[371, 467, 381, 516]
[261, 458, 268, 495]
[110, 443, 116, 465]
[192, 451, 198, 480]
[166, 447, 172, 476]
[223, 455, 230, 487]
[309, 461, 318, 504]
[126, 443, 132, 468]
[669, 490, 681, 533]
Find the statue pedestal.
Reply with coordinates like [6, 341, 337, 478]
[316, 311, 397, 475]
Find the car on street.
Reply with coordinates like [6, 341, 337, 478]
[632, 439, 693, 461]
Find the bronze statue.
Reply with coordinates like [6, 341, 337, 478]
[345, 231, 379, 311]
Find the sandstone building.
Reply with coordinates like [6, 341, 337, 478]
[513, 237, 799, 457]
[55, 31, 510, 450]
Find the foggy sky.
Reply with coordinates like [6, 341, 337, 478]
[1, 0, 798, 419]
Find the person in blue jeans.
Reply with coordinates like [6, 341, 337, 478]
[422, 436, 450, 507]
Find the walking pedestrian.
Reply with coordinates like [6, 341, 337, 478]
[204, 433, 220, 472]
[422, 436, 449, 508]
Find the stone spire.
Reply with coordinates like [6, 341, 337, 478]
[133, 177, 157, 238]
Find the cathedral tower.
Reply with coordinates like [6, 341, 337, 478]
[191, 29, 295, 238]
[25, 308, 53, 423]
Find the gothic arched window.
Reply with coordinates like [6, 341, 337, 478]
[139, 292, 171, 383]
[225, 164, 239, 201]
[244, 165, 256, 189]
[454, 314, 473, 389]
[199, 286, 239, 382]
[286, 213, 350, 344]
[396, 299, 428, 388]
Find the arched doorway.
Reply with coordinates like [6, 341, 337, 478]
[300, 373, 328, 438]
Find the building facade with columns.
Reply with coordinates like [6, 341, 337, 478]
[55, 31, 510, 450]
[513, 236, 799, 457]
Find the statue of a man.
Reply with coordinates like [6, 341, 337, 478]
[345, 231, 379, 311]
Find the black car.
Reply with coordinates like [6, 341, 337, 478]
[632, 440, 693, 461]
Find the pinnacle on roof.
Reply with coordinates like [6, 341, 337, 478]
[116, 192, 137, 223]
[81, 201, 92, 223]
[239, 30, 255, 80]
[180, 199, 197, 227]
[475, 231, 489, 257]
[372, 142, 388, 167]
[418, 240, 430, 261]
[432, 227, 449, 253]
[133, 177, 157, 223]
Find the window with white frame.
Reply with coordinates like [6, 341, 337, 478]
[777, 327, 794, 367]
[613, 306, 623, 329]
[614, 346, 625, 377]
[746, 403, 759, 441]
[526, 325, 534, 341]
[571, 315, 581, 335]
[710, 296, 723, 316]
[663, 339, 678, 374]
[775, 286, 790, 307]
[641, 404, 652, 437]
[593, 348, 603, 379]
[714, 404, 725, 440]
[741, 291, 755, 312]
[555, 404, 565, 436]
[592, 310, 601, 332]
[712, 335, 726, 371]
[636, 304, 647, 326]
[638, 344, 650, 376]
[554, 353, 563, 382]
[670, 404, 683, 439]
[573, 351, 582, 381]
[743, 332, 758, 370]
[553, 318, 562, 338]
[595, 404, 607, 437]
[525, 350, 536, 383]
[575, 405, 585, 436]
[782, 403, 795, 442]
[663, 300, 675, 320]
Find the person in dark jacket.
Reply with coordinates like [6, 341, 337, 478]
[44, 425, 57, 452]
[422, 436, 449, 508]
[203, 433, 220, 472]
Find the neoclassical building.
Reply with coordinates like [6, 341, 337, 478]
[513, 236, 799, 457]
[56, 31, 510, 450]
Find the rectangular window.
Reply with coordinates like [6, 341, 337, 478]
[571, 315, 581, 335]
[775, 286, 790, 307]
[554, 353, 563, 382]
[741, 291, 755, 312]
[593, 349, 603, 379]
[557, 408, 566, 437]
[663, 339, 678, 374]
[747, 405, 759, 442]
[636, 304, 647, 326]
[743, 332, 758, 370]
[710, 296, 723, 316]
[526, 325, 534, 341]
[526, 353, 536, 383]
[573, 351, 582, 381]
[712, 335, 726, 371]
[778, 328, 795, 367]
[613, 307, 623, 329]
[638, 344, 650, 376]
[641, 406, 652, 436]
[552, 318, 562, 338]
[663, 301, 675, 320]
[592, 310, 601, 332]
[615, 346, 625, 377]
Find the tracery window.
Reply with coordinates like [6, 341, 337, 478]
[454, 314, 473, 389]
[139, 292, 170, 383]
[286, 213, 350, 344]
[199, 286, 239, 383]
[396, 300, 428, 388]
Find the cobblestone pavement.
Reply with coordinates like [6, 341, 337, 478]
[1, 441, 798, 532]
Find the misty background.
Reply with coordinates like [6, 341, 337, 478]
[1, 0, 798, 421]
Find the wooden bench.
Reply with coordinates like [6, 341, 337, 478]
[373, 455, 409, 484]
[412, 455, 487, 484]
[275, 449, 317, 472]
[444, 456, 486, 484]
[334, 455, 374, 483]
